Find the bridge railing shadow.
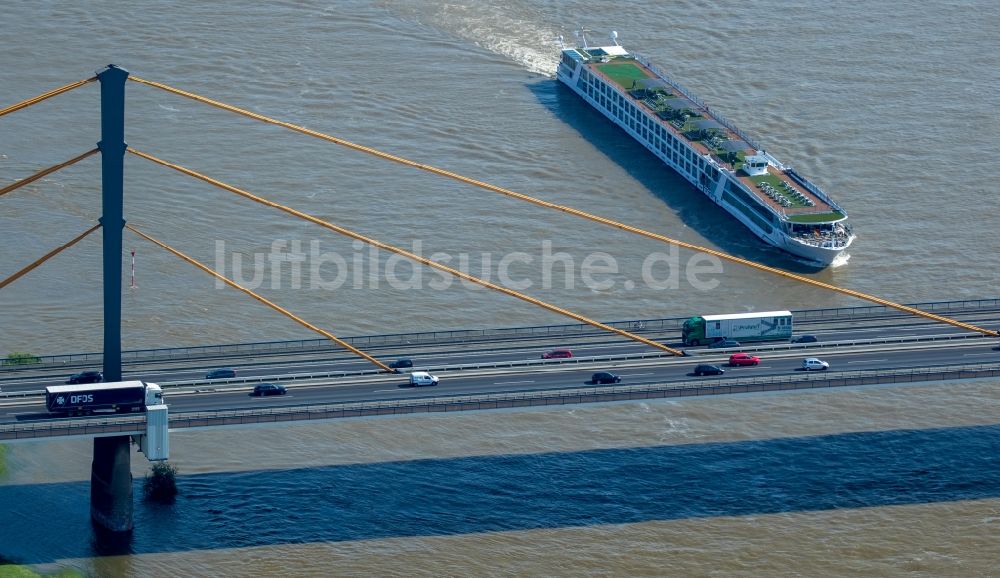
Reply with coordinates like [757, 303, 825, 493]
[1, 423, 998, 563]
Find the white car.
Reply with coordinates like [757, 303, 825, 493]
[802, 357, 830, 371]
[408, 371, 439, 387]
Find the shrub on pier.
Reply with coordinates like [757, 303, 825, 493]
[143, 461, 178, 503]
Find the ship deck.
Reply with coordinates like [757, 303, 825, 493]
[585, 55, 842, 223]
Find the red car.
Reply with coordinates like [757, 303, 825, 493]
[728, 353, 760, 366]
[542, 349, 573, 359]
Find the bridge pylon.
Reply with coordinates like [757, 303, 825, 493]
[94, 63, 133, 533]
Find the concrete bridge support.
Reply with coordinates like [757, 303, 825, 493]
[90, 435, 134, 532]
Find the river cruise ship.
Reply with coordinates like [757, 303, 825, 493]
[557, 31, 855, 265]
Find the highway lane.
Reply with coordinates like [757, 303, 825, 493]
[3, 338, 998, 423]
[3, 313, 1000, 393]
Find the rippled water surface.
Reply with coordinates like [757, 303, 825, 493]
[3, 381, 999, 576]
[2, 0, 999, 354]
[2, 0, 999, 575]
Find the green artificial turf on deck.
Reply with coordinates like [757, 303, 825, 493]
[596, 61, 650, 89]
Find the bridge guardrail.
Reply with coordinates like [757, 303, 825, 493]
[3, 298, 999, 372]
[4, 361, 999, 440]
[0, 389, 37, 399]
[0, 415, 145, 439]
[1, 330, 996, 398]
[165, 330, 997, 387]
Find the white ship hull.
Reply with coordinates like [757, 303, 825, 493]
[556, 46, 855, 267]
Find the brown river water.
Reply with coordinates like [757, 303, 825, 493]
[1, 0, 998, 575]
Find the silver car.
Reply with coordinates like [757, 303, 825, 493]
[802, 357, 830, 371]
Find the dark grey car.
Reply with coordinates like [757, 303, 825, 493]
[252, 383, 287, 396]
[693, 364, 725, 376]
[591, 372, 622, 384]
[67, 371, 103, 384]
[206, 368, 236, 379]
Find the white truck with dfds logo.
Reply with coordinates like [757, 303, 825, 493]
[45, 380, 163, 415]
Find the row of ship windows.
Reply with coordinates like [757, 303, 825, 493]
[579, 72, 720, 187]
[722, 192, 774, 235]
[725, 181, 777, 225]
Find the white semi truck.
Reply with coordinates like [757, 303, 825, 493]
[45, 380, 163, 415]
[681, 311, 793, 346]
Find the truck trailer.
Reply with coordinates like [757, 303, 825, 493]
[45, 380, 163, 415]
[682, 311, 793, 346]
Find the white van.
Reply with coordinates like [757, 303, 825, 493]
[408, 371, 439, 387]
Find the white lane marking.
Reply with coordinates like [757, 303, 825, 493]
[618, 373, 654, 377]
[493, 380, 536, 385]
[962, 352, 997, 356]
[847, 359, 888, 363]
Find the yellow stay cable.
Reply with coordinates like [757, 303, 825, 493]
[125, 224, 395, 373]
[127, 76, 998, 337]
[0, 77, 97, 118]
[0, 224, 101, 290]
[0, 148, 99, 199]
[128, 148, 684, 356]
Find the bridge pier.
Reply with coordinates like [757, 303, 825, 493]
[90, 436, 133, 533]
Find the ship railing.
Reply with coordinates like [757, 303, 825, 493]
[708, 153, 734, 172]
[794, 237, 829, 248]
[634, 53, 761, 151]
[784, 168, 846, 213]
[597, 63, 733, 180]
[761, 151, 786, 170]
[791, 232, 852, 248]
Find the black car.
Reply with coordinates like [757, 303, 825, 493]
[67, 371, 103, 384]
[792, 334, 819, 343]
[591, 372, 622, 385]
[206, 368, 237, 379]
[253, 383, 287, 396]
[388, 358, 413, 369]
[693, 364, 725, 376]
